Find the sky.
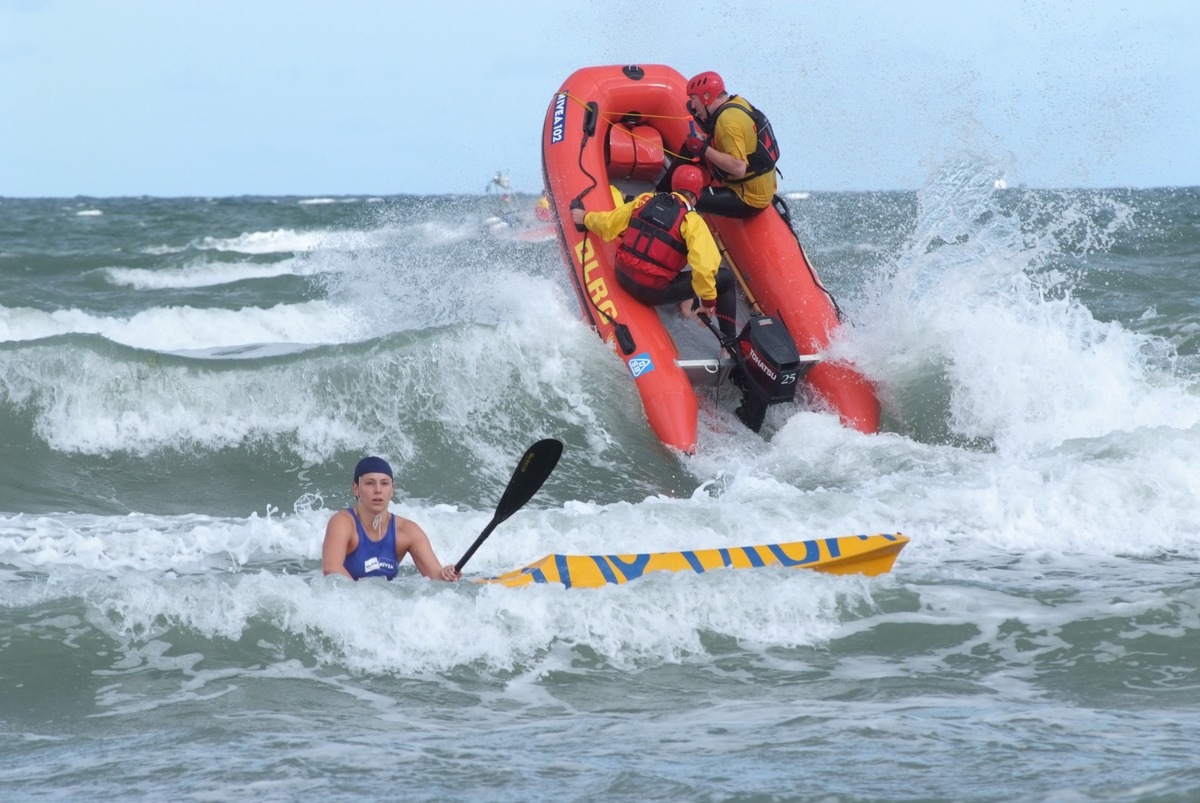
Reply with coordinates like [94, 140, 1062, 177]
[1, 0, 1197, 197]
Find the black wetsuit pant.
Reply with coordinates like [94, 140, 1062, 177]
[695, 186, 768, 219]
[617, 266, 738, 341]
[658, 164, 769, 219]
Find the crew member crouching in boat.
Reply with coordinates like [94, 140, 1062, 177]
[570, 165, 737, 341]
[321, 456, 461, 582]
[681, 71, 780, 219]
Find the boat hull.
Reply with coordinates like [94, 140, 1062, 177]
[478, 533, 909, 589]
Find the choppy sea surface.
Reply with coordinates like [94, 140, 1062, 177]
[3, 167, 1200, 801]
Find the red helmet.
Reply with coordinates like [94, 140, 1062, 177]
[671, 165, 706, 199]
[686, 71, 725, 106]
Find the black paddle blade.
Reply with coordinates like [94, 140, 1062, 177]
[454, 438, 563, 574]
[492, 438, 563, 524]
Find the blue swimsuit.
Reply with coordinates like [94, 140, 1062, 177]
[343, 509, 398, 580]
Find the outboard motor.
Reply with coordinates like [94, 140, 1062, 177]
[731, 316, 806, 432]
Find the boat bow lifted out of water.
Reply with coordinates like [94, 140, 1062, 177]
[541, 64, 880, 453]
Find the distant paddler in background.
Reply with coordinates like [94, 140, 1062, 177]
[535, 193, 552, 222]
[485, 170, 519, 226]
[321, 456, 461, 582]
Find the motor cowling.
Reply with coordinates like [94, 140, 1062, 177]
[733, 316, 806, 431]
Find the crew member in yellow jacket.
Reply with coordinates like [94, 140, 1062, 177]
[682, 70, 780, 218]
[570, 165, 737, 341]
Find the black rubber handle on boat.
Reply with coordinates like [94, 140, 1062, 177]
[570, 197, 586, 232]
[582, 102, 599, 139]
[454, 439, 564, 574]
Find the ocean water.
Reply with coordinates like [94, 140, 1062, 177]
[2, 167, 1200, 802]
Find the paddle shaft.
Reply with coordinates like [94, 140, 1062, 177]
[454, 438, 563, 574]
[454, 518, 501, 574]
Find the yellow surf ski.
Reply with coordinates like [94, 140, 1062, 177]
[477, 533, 908, 589]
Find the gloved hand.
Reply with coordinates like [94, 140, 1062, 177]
[683, 132, 708, 159]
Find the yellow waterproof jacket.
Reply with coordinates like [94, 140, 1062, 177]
[583, 190, 722, 302]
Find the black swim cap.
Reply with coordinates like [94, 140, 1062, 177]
[353, 456, 393, 483]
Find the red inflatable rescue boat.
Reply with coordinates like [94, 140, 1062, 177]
[541, 64, 880, 453]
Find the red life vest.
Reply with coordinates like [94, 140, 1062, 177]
[617, 193, 691, 290]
